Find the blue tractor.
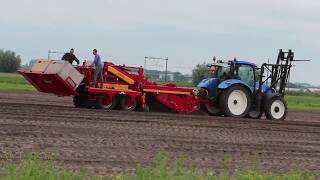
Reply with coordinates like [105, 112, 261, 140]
[196, 49, 304, 120]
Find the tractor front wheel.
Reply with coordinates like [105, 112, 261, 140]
[265, 96, 287, 120]
[119, 95, 137, 111]
[219, 85, 251, 118]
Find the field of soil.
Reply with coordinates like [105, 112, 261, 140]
[0, 91, 319, 175]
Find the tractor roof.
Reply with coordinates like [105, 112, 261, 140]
[232, 60, 257, 67]
[213, 60, 257, 67]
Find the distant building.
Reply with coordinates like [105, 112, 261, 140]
[159, 73, 174, 81]
[285, 88, 307, 92]
[184, 74, 193, 83]
[145, 69, 191, 82]
[306, 88, 320, 93]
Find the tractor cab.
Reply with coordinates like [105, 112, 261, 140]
[208, 62, 231, 80]
[196, 59, 260, 117]
[198, 59, 258, 95]
[229, 60, 258, 90]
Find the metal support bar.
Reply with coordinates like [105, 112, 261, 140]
[144, 56, 169, 82]
[48, 50, 66, 60]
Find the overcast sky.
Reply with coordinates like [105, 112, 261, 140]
[0, 0, 319, 85]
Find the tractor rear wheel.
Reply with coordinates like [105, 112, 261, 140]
[119, 95, 137, 111]
[265, 96, 287, 120]
[73, 95, 88, 108]
[219, 85, 251, 118]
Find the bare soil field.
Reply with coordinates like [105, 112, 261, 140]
[0, 91, 319, 175]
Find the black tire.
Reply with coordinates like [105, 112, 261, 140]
[247, 110, 263, 119]
[141, 104, 150, 112]
[87, 100, 103, 109]
[201, 103, 221, 116]
[73, 95, 88, 108]
[265, 96, 287, 120]
[119, 95, 137, 111]
[219, 85, 251, 118]
[98, 96, 117, 110]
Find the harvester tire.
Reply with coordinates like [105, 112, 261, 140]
[142, 104, 150, 112]
[265, 96, 287, 120]
[98, 96, 117, 110]
[84, 99, 104, 109]
[247, 110, 263, 119]
[73, 95, 88, 108]
[201, 103, 221, 116]
[119, 95, 137, 111]
[219, 85, 251, 118]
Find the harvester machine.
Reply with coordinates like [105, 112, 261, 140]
[19, 60, 204, 113]
[19, 49, 306, 120]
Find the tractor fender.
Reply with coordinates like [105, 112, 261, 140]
[197, 78, 219, 95]
[263, 92, 281, 102]
[218, 79, 252, 94]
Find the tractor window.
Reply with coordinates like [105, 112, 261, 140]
[209, 63, 232, 80]
[237, 65, 255, 87]
[214, 66, 231, 80]
[255, 68, 260, 81]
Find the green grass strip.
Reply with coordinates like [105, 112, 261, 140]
[286, 95, 320, 110]
[0, 73, 35, 91]
[0, 82, 35, 91]
[0, 152, 318, 180]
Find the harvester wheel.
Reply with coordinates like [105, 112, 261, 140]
[142, 104, 150, 112]
[98, 95, 117, 110]
[87, 100, 103, 109]
[219, 85, 251, 117]
[265, 96, 287, 120]
[73, 95, 88, 108]
[119, 95, 137, 111]
[201, 103, 221, 116]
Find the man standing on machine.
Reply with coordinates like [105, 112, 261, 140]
[92, 49, 104, 87]
[61, 48, 80, 65]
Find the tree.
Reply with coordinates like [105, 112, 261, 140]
[0, 49, 21, 72]
[192, 62, 211, 85]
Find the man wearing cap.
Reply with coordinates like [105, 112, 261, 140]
[61, 48, 80, 65]
[92, 49, 104, 87]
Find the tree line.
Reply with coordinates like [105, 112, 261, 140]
[0, 49, 21, 72]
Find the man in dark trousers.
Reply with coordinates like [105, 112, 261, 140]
[92, 49, 104, 87]
[61, 48, 80, 65]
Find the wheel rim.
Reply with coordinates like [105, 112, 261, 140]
[270, 100, 285, 119]
[227, 90, 248, 116]
[122, 96, 136, 110]
[102, 96, 114, 109]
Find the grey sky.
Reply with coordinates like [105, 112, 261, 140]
[0, 0, 319, 85]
